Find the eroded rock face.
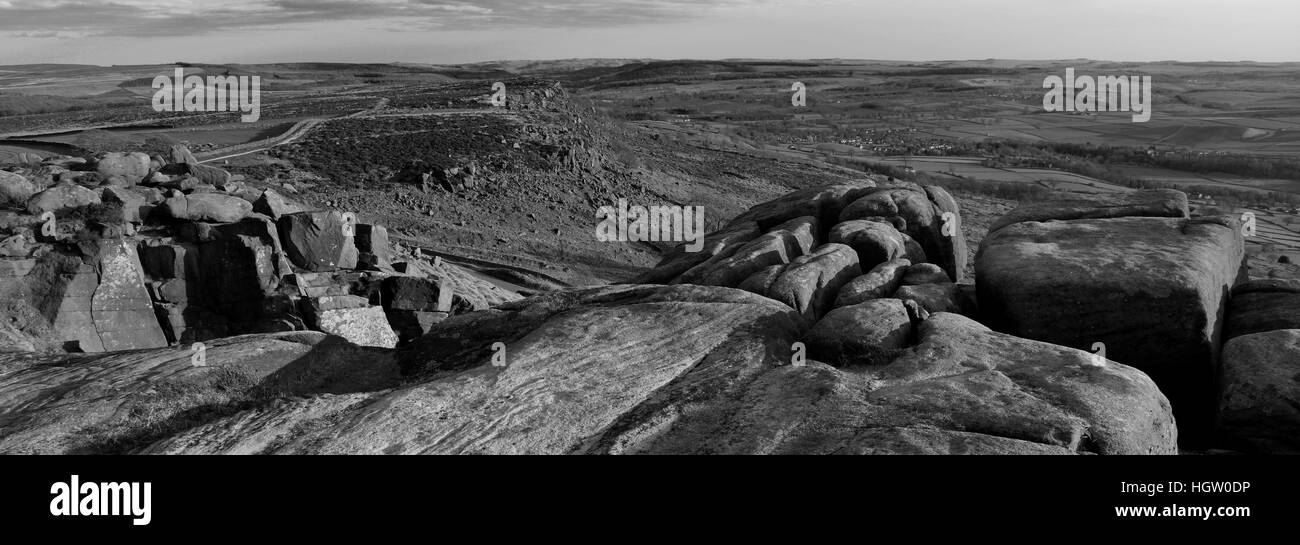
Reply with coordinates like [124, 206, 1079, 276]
[0, 171, 38, 206]
[1219, 329, 1300, 454]
[133, 285, 1174, 455]
[1225, 279, 1300, 340]
[765, 243, 860, 321]
[987, 189, 1189, 233]
[145, 285, 807, 454]
[278, 211, 359, 272]
[978, 215, 1243, 441]
[839, 185, 966, 283]
[0, 331, 398, 454]
[162, 193, 253, 223]
[804, 298, 912, 366]
[674, 216, 818, 288]
[27, 182, 101, 215]
[828, 220, 908, 271]
[835, 258, 911, 308]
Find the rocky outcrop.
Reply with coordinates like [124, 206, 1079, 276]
[978, 208, 1243, 442]
[136, 286, 1175, 455]
[634, 181, 969, 325]
[839, 184, 966, 282]
[0, 238, 168, 353]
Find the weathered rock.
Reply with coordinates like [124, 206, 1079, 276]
[252, 188, 308, 220]
[977, 215, 1244, 441]
[135, 287, 1174, 455]
[144, 285, 806, 454]
[0, 170, 38, 206]
[314, 306, 399, 348]
[895, 283, 961, 314]
[277, 211, 359, 272]
[835, 258, 911, 308]
[0, 331, 398, 454]
[988, 189, 1189, 233]
[26, 182, 101, 215]
[94, 152, 150, 186]
[901, 263, 951, 286]
[584, 312, 1176, 455]
[99, 186, 147, 223]
[1225, 279, 1300, 340]
[737, 264, 786, 295]
[727, 181, 878, 232]
[675, 216, 818, 288]
[382, 276, 469, 314]
[186, 162, 234, 187]
[766, 243, 861, 320]
[626, 221, 762, 284]
[1219, 330, 1300, 454]
[0, 238, 167, 353]
[804, 298, 912, 366]
[828, 220, 908, 271]
[840, 185, 965, 282]
[162, 193, 253, 223]
[170, 144, 199, 166]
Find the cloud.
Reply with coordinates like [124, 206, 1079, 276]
[0, 0, 766, 36]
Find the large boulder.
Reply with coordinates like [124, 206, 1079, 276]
[674, 216, 818, 288]
[94, 152, 151, 186]
[277, 211, 359, 272]
[0, 170, 38, 206]
[162, 193, 253, 223]
[765, 242, 860, 320]
[828, 220, 908, 271]
[26, 182, 101, 215]
[144, 285, 807, 454]
[0, 331, 398, 454]
[252, 188, 309, 220]
[988, 189, 1189, 233]
[1218, 329, 1300, 454]
[804, 298, 912, 366]
[136, 287, 1175, 455]
[977, 215, 1243, 442]
[99, 186, 148, 223]
[835, 258, 911, 308]
[314, 305, 399, 349]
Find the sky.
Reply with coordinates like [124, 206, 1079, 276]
[0, 0, 1297, 65]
